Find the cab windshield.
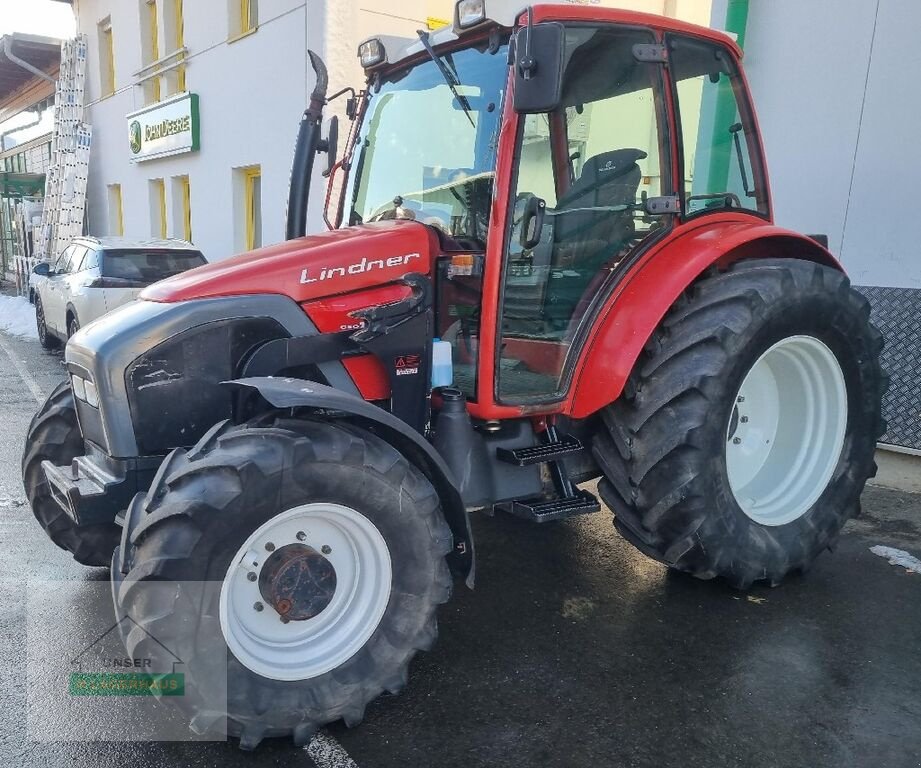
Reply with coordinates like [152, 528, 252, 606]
[344, 39, 509, 247]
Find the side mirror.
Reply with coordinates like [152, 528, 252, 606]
[319, 115, 339, 178]
[512, 21, 565, 114]
[33, 262, 50, 276]
[519, 196, 546, 249]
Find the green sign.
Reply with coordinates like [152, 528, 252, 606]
[69, 672, 185, 696]
[126, 92, 200, 162]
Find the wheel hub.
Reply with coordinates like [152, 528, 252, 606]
[219, 502, 392, 681]
[257, 543, 337, 620]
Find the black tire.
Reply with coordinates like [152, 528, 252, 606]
[594, 258, 886, 589]
[35, 296, 58, 350]
[21, 382, 121, 565]
[112, 416, 453, 750]
[67, 313, 80, 338]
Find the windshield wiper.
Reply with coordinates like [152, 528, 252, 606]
[415, 29, 475, 128]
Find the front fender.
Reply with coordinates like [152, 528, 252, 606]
[568, 218, 843, 418]
[224, 376, 475, 588]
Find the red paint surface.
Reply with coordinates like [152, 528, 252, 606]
[302, 283, 414, 401]
[141, 220, 435, 304]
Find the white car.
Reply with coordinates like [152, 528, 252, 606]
[32, 236, 207, 349]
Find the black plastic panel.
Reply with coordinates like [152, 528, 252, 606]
[126, 318, 287, 455]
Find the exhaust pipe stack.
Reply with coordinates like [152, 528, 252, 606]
[286, 50, 329, 240]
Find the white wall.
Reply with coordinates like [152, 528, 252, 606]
[718, 0, 921, 290]
[77, 0, 308, 260]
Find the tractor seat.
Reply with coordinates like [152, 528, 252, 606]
[553, 147, 647, 251]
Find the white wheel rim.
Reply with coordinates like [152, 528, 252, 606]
[219, 502, 392, 681]
[725, 335, 848, 526]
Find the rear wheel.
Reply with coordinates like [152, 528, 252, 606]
[35, 297, 58, 350]
[67, 314, 80, 339]
[594, 258, 886, 589]
[21, 382, 121, 565]
[112, 416, 453, 749]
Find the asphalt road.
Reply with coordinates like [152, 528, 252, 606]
[1, 316, 920, 767]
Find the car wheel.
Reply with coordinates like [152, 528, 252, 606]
[67, 315, 80, 339]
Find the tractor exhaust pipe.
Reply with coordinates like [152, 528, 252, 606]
[286, 50, 329, 240]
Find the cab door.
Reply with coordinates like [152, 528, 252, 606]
[494, 24, 673, 403]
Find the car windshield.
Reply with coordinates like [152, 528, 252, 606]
[102, 249, 206, 282]
[343, 39, 509, 246]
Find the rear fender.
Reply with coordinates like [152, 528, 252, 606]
[569, 221, 843, 418]
[224, 376, 475, 587]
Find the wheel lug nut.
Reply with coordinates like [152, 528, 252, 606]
[280, 615, 290, 624]
[733, 437, 742, 445]
[253, 602, 264, 612]
[321, 545, 332, 555]
[296, 531, 307, 542]
[265, 542, 275, 552]
[740, 416, 749, 423]
[246, 572, 257, 582]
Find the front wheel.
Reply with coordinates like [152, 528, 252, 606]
[594, 258, 886, 589]
[112, 416, 454, 749]
[21, 382, 121, 565]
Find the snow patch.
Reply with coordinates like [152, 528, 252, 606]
[870, 545, 921, 573]
[0, 295, 38, 339]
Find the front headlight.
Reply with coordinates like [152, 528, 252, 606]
[455, 0, 486, 29]
[83, 380, 99, 407]
[358, 38, 385, 68]
[71, 375, 86, 401]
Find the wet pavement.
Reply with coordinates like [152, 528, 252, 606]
[1, 321, 919, 768]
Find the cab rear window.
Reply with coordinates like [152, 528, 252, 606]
[101, 250, 207, 283]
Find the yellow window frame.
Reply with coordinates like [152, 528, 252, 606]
[112, 184, 124, 236]
[102, 22, 115, 96]
[179, 175, 191, 241]
[153, 178, 167, 238]
[240, 0, 257, 33]
[175, 0, 186, 91]
[147, 0, 160, 102]
[242, 166, 260, 250]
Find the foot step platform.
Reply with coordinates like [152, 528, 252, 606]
[496, 433, 584, 466]
[496, 489, 601, 523]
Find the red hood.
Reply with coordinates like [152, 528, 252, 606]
[141, 220, 437, 303]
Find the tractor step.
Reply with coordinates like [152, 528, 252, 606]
[496, 433, 584, 466]
[496, 489, 601, 523]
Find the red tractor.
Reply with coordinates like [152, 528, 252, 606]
[23, 1, 885, 749]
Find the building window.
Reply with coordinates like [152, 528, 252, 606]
[149, 178, 167, 238]
[229, 0, 258, 38]
[98, 18, 115, 96]
[141, 0, 161, 104]
[107, 184, 124, 236]
[237, 165, 261, 250]
[172, 175, 191, 241]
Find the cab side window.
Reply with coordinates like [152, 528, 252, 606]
[669, 34, 768, 217]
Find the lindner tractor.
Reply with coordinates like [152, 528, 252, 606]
[22, 1, 885, 748]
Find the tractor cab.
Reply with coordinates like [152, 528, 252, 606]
[334, 1, 768, 411]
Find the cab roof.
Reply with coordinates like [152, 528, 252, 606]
[364, 2, 739, 73]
